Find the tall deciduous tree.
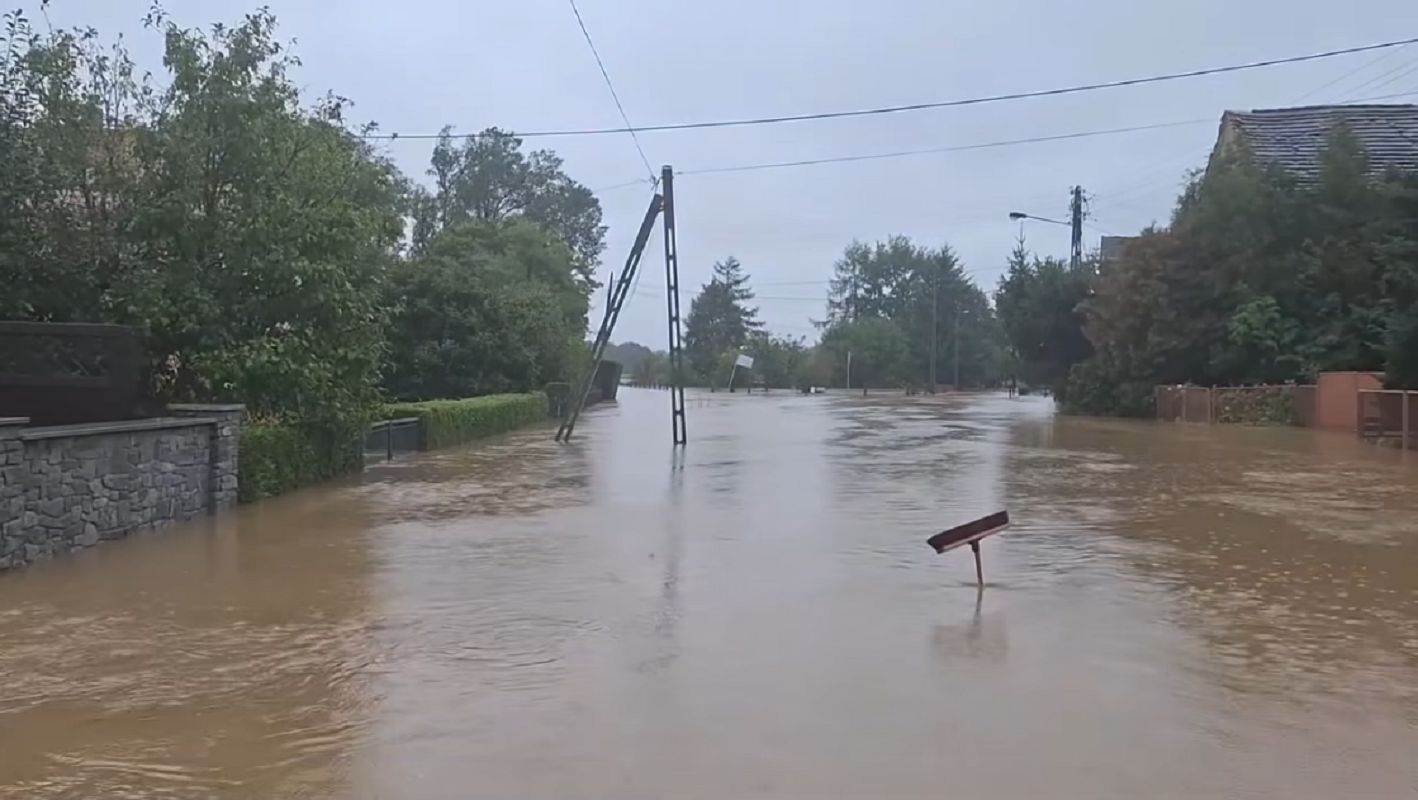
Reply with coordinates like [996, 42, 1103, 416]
[820, 317, 909, 392]
[410, 127, 606, 286]
[384, 219, 587, 400]
[744, 332, 807, 389]
[1, 8, 404, 426]
[825, 236, 1003, 387]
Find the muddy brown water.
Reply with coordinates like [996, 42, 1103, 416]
[2, 390, 1417, 798]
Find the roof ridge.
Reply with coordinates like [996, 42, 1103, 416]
[1233, 104, 1418, 115]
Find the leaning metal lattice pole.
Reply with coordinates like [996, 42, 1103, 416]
[555, 191, 664, 442]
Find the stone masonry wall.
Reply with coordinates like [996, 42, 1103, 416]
[0, 405, 242, 572]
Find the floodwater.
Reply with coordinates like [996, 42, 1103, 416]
[2, 390, 1417, 799]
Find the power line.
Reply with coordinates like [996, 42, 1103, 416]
[1352, 60, 1418, 98]
[678, 119, 1208, 177]
[599, 88, 1418, 200]
[363, 36, 1418, 140]
[1340, 55, 1418, 101]
[1292, 48, 1400, 104]
[565, 0, 655, 180]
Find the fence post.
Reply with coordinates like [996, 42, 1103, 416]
[1404, 390, 1411, 450]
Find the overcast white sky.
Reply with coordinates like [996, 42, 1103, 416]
[36, 0, 1418, 344]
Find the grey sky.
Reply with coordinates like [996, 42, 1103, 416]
[38, 0, 1418, 344]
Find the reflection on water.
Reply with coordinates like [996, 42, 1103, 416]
[2, 389, 1417, 798]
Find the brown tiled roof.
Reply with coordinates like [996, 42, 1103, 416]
[1218, 104, 1418, 181]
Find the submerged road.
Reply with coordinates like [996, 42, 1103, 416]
[2, 389, 1416, 798]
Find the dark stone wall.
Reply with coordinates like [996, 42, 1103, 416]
[0, 405, 241, 572]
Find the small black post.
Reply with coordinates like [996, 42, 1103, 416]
[386, 422, 393, 462]
[970, 540, 983, 587]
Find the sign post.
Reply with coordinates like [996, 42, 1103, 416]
[728, 352, 754, 393]
[927, 511, 1009, 588]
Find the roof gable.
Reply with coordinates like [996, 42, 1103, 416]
[1216, 105, 1418, 182]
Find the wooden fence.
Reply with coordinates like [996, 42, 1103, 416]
[1357, 390, 1418, 450]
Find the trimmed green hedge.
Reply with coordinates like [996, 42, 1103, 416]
[239, 418, 364, 503]
[385, 392, 548, 450]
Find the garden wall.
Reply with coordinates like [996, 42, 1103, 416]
[0, 405, 242, 572]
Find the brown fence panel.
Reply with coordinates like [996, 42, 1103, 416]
[1359, 390, 1380, 438]
[1183, 387, 1213, 423]
[1358, 390, 1413, 446]
[1293, 386, 1317, 428]
[1316, 371, 1384, 432]
[1155, 386, 1184, 422]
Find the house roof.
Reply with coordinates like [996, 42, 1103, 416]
[1099, 235, 1136, 262]
[1217, 104, 1418, 181]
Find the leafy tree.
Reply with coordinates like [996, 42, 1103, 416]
[683, 257, 762, 383]
[411, 127, 606, 285]
[793, 346, 836, 390]
[825, 236, 1003, 387]
[745, 332, 807, 389]
[1220, 296, 1309, 383]
[384, 219, 586, 400]
[604, 341, 655, 373]
[1, 8, 403, 426]
[994, 236, 1093, 390]
[629, 351, 668, 387]
[820, 317, 909, 393]
[1064, 126, 1418, 413]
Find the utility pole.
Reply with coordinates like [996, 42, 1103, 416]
[952, 306, 960, 391]
[930, 260, 939, 394]
[662, 165, 687, 447]
[1069, 185, 1085, 270]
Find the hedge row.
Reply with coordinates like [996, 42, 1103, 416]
[385, 392, 548, 450]
[239, 419, 365, 503]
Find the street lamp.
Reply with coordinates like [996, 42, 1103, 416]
[1008, 211, 1069, 226]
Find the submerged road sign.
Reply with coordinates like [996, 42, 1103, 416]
[928, 511, 1009, 587]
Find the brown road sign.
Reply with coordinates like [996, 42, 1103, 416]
[929, 511, 1009, 587]
[928, 511, 1010, 554]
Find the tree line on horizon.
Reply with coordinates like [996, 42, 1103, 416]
[613, 238, 1010, 393]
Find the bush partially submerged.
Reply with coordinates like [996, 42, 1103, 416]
[239, 418, 364, 503]
[385, 393, 548, 450]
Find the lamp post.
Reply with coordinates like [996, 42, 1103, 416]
[1008, 211, 1068, 226]
[1010, 184, 1085, 268]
